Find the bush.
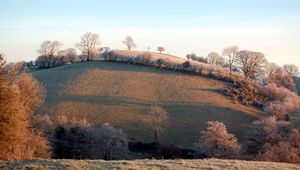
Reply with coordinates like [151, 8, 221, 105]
[195, 121, 240, 159]
[262, 84, 300, 120]
[225, 79, 268, 107]
[156, 58, 165, 68]
[245, 116, 300, 163]
[35, 114, 128, 160]
[268, 68, 296, 92]
[182, 61, 191, 70]
[0, 61, 50, 160]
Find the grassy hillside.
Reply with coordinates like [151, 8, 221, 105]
[33, 60, 260, 148]
[1, 159, 300, 170]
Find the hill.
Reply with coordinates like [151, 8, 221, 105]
[32, 57, 260, 149]
[1, 159, 300, 170]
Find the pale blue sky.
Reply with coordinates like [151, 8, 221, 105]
[0, 0, 300, 67]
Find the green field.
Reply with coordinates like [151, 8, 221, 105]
[33, 61, 260, 148]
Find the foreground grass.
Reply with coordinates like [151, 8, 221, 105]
[1, 159, 300, 170]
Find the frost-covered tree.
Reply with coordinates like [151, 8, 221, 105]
[245, 116, 300, 163]
[37, 40, 62, 57]
[223, 46, 239, 74]
[76, 32, 100, 61]
[264, 62, 280, 77]
[263, 83, 300, 120]
[148, 106, 168, 143]
[57, 48, 78, 63]
[196, 121, 240, 158]
[267, 68, 296, 92]
[236, 50, 267, 79]
[207, 52, 225, 66]
[40, 115, 128, 160]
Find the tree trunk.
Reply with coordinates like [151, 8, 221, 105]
[154, 128, 158, 143]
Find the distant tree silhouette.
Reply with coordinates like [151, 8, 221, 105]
[157, 46, 165, 54]
[37, 40, 62, 57]
[207, 52, 224, 66]
[223, 46, 239, 74]
[236, 50, 267, 79]
[122, 36, 136, 51]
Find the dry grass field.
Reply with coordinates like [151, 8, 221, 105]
[33, 60, 260, 148]
[1, 159, 300, 170]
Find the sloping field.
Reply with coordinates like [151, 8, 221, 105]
[33, 61, 260, 148]
[1, 159, 299, 170]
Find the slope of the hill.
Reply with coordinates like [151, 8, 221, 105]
[1, 159, 299, 170]
[33, 61, 260, 148]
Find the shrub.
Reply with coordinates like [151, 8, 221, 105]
[36, 114, 128, 160]
[245, 116, 300, 163]
[195, 121, 240, 159]
[0, 62, 50, 160]
[155, 58, 165, 68]
[268, 68, 296, 92]
[225, 79, 268, 107]
[137, 52, 152, 65]
[88, 124, 128, 160]
[262, 84, 300, 120]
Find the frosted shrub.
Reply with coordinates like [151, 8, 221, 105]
[196, 121, 240, 159]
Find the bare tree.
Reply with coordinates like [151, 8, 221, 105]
[37, 40, 62, 56]
[147, 106, 168, 143]
[283, 64, 299, 77]
[207, 52, 224, 66]
[157, 46, 165, 54]
[222, 46, 239, 74]
[264, 62, 280, 77]
[236, 50, 267, 79]
[76, 32, 100, 61]
[196, 121, 240, 158]
[267, 68, 296, 92]
[122, 36, 136, 51]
